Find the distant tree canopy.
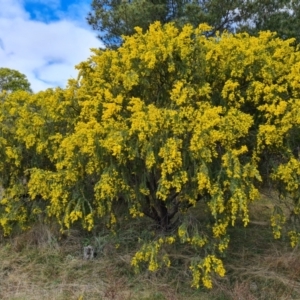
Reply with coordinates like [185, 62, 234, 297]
[1, 23, 300, 288]
[87, 0, 300, 48]
[240, 0, 300, 42]
[0, 68, 32, 93]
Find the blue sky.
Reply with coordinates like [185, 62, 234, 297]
[0, 0, 103, 92]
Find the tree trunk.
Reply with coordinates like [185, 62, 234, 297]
[142, 197, 179, 231]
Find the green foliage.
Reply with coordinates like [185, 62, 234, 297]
[1, 23, 300, 288]
[238, 0, 300, 42]
[87, 0, 247, 47]
[0, 68, 32, 93]
[87, 0, 300, 48]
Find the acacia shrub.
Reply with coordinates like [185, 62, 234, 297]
[1, 23, 300, 288]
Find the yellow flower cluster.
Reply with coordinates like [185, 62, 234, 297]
[271, 213, 286, 239]
[131, 241, 161, 272]
[212, 219, 229, 238]
[131, 236, 176, 272]
[129, 206, 144, 218]
[288, 231, 300, 248]
[190, 255, 226, 289]
[272, 158, 300, 195]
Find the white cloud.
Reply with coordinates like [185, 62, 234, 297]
[0, 0, 29, 19]
[0, 0, 103, 92]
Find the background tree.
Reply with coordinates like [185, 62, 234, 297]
[87, 0, 246, 47]
[0, 68, 32, 93]
[239, 0, 300, 42]
[0, 88, 72, 234]
[87, 0, 300, 48]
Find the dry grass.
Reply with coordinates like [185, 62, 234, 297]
[211, 224, 300, 300]
[210, 189, 300, 300]
[1, 192, 300, 300]
[0, 220, 209, 300]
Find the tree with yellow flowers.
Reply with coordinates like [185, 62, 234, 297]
[1, 22, 300, 288]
